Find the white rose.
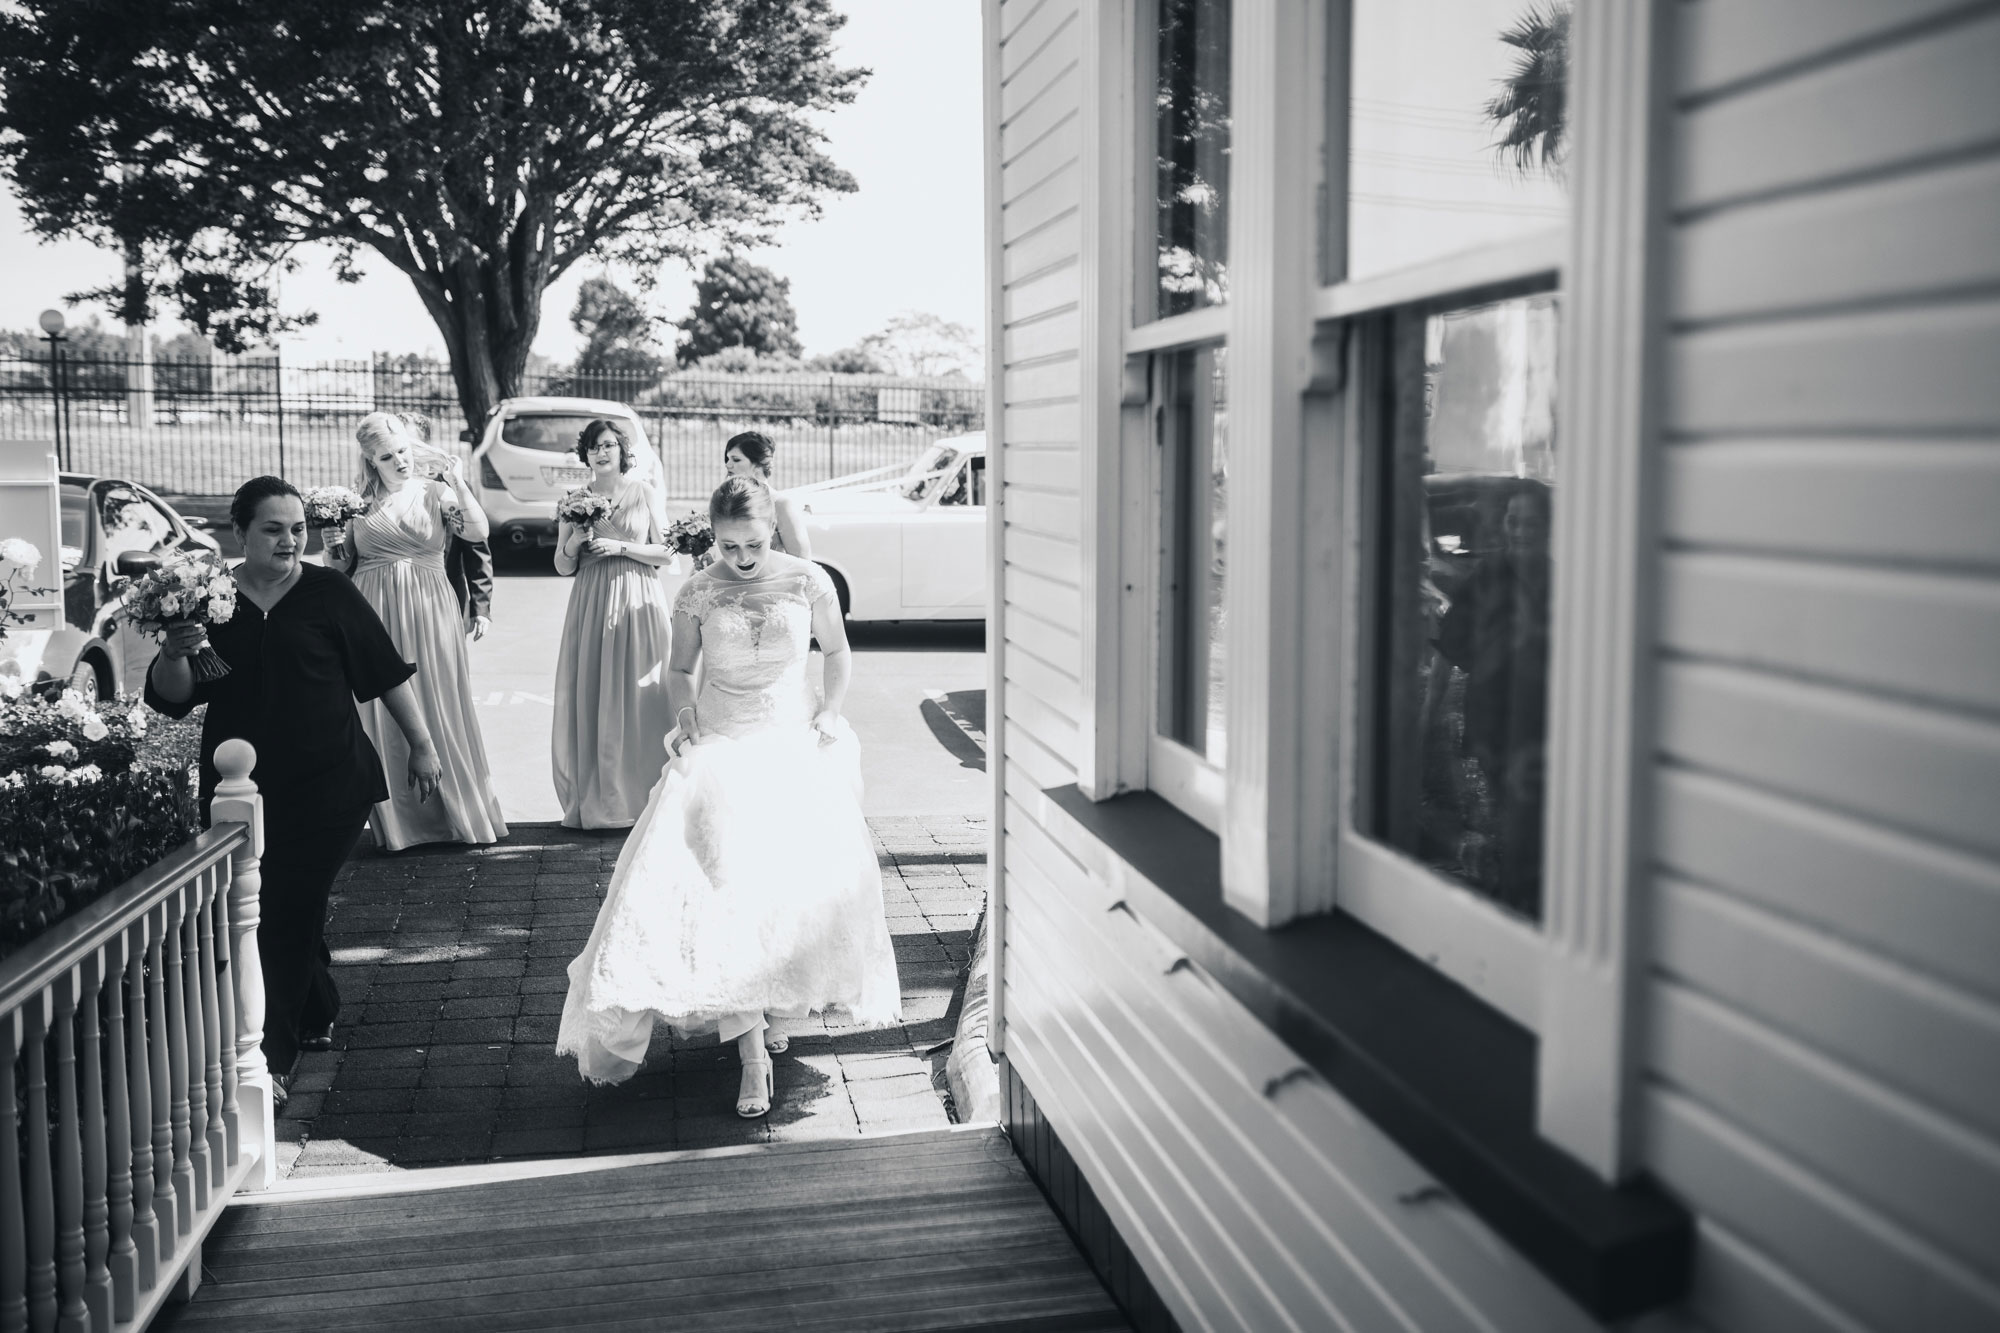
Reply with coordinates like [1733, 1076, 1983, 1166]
[66, 764, 102, 785]
[80, 716, 109, 743]
[55, 691, 90, 721]
[0, 537, 40, 572]
[37, 764, 65, 780]
[159, 591, 182, 616]
[128, 711, 147, 737]
[206, 596, 230, 621]
[44, 739, 77, 759]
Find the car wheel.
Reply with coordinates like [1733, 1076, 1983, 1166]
[817, 564, 851, 616]
[67, 655, 106, 700]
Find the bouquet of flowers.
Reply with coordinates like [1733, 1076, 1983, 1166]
[301, 484, 368, 530]
[664, 512, 715, 570]
[557, 488, 613, 536]
[122, 552, 237, 682]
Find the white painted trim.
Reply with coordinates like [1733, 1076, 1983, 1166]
[1149, 734, 1227, 835]
[1079, 0, 1135, 801]
[1336, 831, 1545, 1030]
[1125, 304, 1230, 353]
[981, 0, 1009, 1062]
[1312, 227, 1567, 321]
[1220, 0, 1320, 927]
[1535, 0, 1673, 1183]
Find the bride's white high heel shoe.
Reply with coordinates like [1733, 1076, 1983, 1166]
[737, 1051, 774, 1118]
[763, 1020, 789, 1055]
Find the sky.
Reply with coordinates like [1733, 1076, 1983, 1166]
[0, 1, 986, 365]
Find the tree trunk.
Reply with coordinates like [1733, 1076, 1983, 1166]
[408, 213, 552, 437]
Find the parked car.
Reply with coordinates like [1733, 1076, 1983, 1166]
[795, 434, 987, 621]
[463, 396, 668, 552]
[1, 473, 223, 699]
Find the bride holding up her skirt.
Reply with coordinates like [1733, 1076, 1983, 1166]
[556, 476, 901, 1116]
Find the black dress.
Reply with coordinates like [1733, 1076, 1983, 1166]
[145, 563, 415, 1075]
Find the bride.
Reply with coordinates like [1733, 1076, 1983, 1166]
[556, 475, 902, 1116]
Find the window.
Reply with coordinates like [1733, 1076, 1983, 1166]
[97, 485, 177, 566]
[1343, 0, 1570, 280]
[1147, 0, 1232, 322]
[1366, 290, 1558, 921]
[1156, 345, 1228, 769]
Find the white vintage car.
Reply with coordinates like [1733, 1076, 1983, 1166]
[794, 434, 987, 622]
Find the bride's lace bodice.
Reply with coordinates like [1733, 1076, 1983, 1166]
[675, 562, 839, 738]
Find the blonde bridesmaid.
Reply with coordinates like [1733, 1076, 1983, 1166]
[332, 412, 508, 850]
[552, 419, 680, 828]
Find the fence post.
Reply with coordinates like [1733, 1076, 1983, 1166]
[827, 376, 836, 480]
[207, 740, 274, 1192]
[274, 353, 286, 481]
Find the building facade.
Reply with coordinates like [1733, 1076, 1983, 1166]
[980, 0, 2000, 1329]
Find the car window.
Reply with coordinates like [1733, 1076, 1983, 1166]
[500, 414, 638, 454]
[968, 455, 987, 507]
[936, 457, 973, 507]
[900, 444, 961, 502]
[97, 485, 178, 563]
[61, 486, 88, 550]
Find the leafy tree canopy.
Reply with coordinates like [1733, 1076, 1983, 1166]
[674, 255, 802, 366]
[0, 0, 864, 423]
[855, 311, 981, 380]
[571, 275, 662, 376]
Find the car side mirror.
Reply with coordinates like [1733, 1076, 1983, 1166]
[182, 516, 212, 530]
[114, 550, 163, 578]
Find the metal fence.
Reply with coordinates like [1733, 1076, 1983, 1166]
[0, 354, 985, 499]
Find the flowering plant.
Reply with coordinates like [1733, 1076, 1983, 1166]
[301, 484, 368, 529]
[664, 511, 715, 570]
[0, 689, 200, 960]
[556, 488, 613, 535]
[121, 551, 237, 682]
[0, 537, 51, 647]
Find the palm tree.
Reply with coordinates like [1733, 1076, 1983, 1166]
[1485, 3, 1571, 177]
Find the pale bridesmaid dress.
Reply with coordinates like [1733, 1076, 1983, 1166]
[349, 480, 508, 849]
[552, 476, 678, 829]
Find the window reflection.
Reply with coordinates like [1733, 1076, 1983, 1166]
[1369, 293, 1556, 918]
[1158, 345, 1228, 765]
[1152, 0, 1231, 320]
[1346, 0, 1570, 280]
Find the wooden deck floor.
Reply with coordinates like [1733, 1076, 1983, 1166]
[155, 1125, 1128, 1332]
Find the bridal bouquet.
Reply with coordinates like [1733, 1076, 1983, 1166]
[301, 485, 367, 530]
[664, 512, 715, 570]
[122, 553, 236, 682]
[557, 488, 613, 536]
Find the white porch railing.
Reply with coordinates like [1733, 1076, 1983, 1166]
[0, 739, 272, 1332]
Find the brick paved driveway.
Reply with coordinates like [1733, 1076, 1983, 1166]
[277, 815, 987, 1178]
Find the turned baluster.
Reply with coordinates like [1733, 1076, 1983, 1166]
[143, 912, 177, 1265]
[74, 956, 113, 1332]
[50, 972, 87, 1333]
[178, 893, 210, 1213]
[161, 894, 194, 1237]
[2, 1011, 28, 1333]
[209, 741, 271, 1193]
[123, 926, 156, 1293]
[24, 997, 56, 1331]
[210, 861, 241, 1169]
[196, 876, 226, 1191]
[102, 935, 137, 1324]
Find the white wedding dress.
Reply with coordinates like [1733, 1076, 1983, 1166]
[556, 557, 902, 1084]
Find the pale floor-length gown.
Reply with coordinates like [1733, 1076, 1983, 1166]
[556, 557, 901, 1084]
[552, 477, 677, 829]
[349, 480, 508, 850]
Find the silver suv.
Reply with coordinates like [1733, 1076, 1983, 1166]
[463, 397, 667, 552]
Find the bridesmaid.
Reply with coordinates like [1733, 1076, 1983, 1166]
[553, 419, 680, 828]
[722, 431, 812, 559]
[332, 411, 509, 850]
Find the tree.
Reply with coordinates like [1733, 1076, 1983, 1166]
[571, 276, 662, 377]
[855, 312, 981, 380]
[1485, 3, 1571, 176]
[675, 256, 803, 366]
[0, 1, 864, 426]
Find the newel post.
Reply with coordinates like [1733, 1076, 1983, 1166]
[207, 741, 274, 1192]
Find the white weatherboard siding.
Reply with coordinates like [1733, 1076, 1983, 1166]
[996, 0, 1087, 803]
[1643, 4, 2000, 1331]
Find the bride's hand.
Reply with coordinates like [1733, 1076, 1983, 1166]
[671, 707, 700, 756]
[811, 708, 841, 746]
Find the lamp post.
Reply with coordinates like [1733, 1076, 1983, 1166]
[38, 309, 69, 471]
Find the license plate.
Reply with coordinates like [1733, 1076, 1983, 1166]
[543, 466, 591, 486]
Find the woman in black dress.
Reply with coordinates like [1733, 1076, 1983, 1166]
[146, 476, 442, 1097]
